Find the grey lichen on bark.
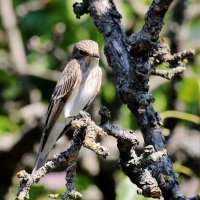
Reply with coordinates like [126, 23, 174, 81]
[73, 0, 198, 200]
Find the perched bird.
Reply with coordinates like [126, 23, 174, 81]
[33, 40, 102, 173]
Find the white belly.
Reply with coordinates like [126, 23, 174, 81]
[64, 66, 101, 118]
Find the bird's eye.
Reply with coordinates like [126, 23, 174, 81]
[79, 50, 85, 55]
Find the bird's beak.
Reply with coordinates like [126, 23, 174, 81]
[91, 53, 100, 58]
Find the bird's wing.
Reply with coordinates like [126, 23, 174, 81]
[41, 59, 82, 150]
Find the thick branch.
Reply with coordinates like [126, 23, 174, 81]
[74, 0, 130, 94]
[73, 0, 198, 200]
[128, 0, 173, 50]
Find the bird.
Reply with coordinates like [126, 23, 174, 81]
[32, 40, 102, 173]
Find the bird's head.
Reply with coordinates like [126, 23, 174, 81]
[72, 40, 100, 66]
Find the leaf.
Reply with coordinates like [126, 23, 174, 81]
[76, 173, 93, 192]
[29, 185, 49, 200]
[119, 105, 138, 129]
[0, 115, 19, 135]
[102, 81, 116, 104]
[178, 77, 199, 104]
[0, 69, 22, 100]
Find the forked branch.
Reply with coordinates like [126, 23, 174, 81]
[73, 0, 198, 200]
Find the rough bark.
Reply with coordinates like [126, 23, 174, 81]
[73, 0, 198, 200]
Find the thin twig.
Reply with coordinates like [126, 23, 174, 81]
[151, 66, 186, 79]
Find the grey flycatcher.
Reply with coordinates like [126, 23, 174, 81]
[33, 40, 102, 173]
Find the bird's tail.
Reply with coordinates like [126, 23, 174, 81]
[32, 129, 49, 174]
[32, 119, 71, 174]
[32, 150, 49, 174]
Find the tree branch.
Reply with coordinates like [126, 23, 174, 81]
[73, 0, 198, 200]
[16, 109, 141, 200]
[16, 107, 173, 200]
[151, 66, 186, 79]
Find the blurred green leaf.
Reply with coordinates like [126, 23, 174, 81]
[0, 69, 22, 100]
[153, 92, 168, 112]
[76, 173, 93, 192]
[29, 184, 49, 200]
[119, 105, 138, 129]
[0, 115, 19, 135]
[151, 82, 169, 112]
[102, 80, 116, 104]
[192, 63, 200, 74]
[178, 77, 199, 104]
[28, 52, 54, 72]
